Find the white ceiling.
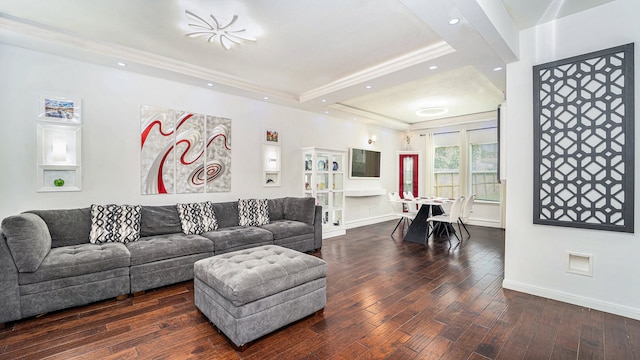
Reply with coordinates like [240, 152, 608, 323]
[0, 0, 613, 130]
[501, 0, 615, 29]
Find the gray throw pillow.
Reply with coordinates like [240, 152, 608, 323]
[139, 205, 182, 237]
[1, 213, 51, 272]
[284, 197, 316, 226]
[238, 199, 270, 226]
[89, 204, 142, 244]
[176, 202, 218, 234]
[267, 198, 285, 221]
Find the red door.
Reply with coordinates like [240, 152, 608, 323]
[399, 154, 419, 199]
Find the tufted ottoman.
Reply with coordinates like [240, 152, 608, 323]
[193, 244, 327, 350]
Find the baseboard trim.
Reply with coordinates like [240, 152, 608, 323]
[467, 218, 502, 228]
[342, 214, 503, 231]
[344, 215, 396, 230]
[502, 279, 640, 321]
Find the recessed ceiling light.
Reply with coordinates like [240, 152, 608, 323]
[493, 66, 504, 71]
[429, 65, 438, 70]
[365, 85, 372, 89]
[263, 96, 269, 100]
[116, 62, 127, 67]
[448, 18, 460, 25]
[324, 111, 329, 114]
[207, 83, 214, 87]
[321, 99, 327, 103]
[416, 107, 449, 117]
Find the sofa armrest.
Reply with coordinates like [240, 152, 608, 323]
[0, 230, 22, 324]
[313, 206, 322, 250]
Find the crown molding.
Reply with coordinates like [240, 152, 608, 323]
[299, 41, 455, 103]
[0, 14, 298, 101]
[409, 110, 497, 130]
[329, 103, 410, 130]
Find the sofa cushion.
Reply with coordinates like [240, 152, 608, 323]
[201, 226, 273, 253]
[284, 197, 316, 226]
[25, 208, 91, 248]
[176, 202, 218, 234]
[140, 205, 182, 237]
[89, 204, 142, 244]
[18, 242, 130, 285]
[127, 234, 215, 266]
[260, 220, 314, 240]
[211, 201, 239, 228]
[267, 198, 285, 221]
[1, 213, 51, 273]
[238, 199, 270, 227]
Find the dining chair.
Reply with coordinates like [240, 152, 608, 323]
[458, 194, 476, 237]
[425, 196, 464, 246]
[402, 191, 420, 213]
[388, 192, 413, 236]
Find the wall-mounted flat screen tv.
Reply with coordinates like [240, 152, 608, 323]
[350, 148, 381, 178]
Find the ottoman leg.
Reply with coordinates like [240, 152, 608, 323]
[230, 340, 252, 352]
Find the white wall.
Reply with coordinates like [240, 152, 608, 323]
[0, 44, 400, 223]
[504, 0, 640, 319]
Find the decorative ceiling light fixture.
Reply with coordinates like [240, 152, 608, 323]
[185, 10, 256, 50]
[416, 107, 449, 117]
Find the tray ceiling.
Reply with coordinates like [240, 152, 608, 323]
[0, 0, 613, 129]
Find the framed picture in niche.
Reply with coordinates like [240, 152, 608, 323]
[37, 94, 82, 124]
[264, 128, 279, 144]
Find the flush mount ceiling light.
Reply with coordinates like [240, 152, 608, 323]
[416, 107, 449, 117]
[185, 10, 256, 50]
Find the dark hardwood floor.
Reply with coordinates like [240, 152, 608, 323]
[1, 220, 639, 359]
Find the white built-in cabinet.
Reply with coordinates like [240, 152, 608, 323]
[302, 147, 346, 238]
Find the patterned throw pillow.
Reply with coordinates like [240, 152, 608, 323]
[238, 199, 270, 226]
[89, 204, 141, 244]
[176, 202, 218, 235]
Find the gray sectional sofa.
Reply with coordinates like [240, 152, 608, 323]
[0, 197, 321, 326]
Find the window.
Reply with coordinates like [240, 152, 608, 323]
[471, 142, 500, 201]
[433, 145, 460, 198]
[468, 127, 500, 202]
[430, 128, 500, 202]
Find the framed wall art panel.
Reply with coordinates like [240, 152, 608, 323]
[140, 106, 231, 195]
[140, 106, 175, 195]
[533, 43, 634, 232]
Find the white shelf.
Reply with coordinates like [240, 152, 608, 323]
[344, 189, 386, 197]
[302, 147, 346, 239]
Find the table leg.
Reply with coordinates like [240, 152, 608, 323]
[403, 204, 430, 244]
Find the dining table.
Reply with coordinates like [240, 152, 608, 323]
[401, 197, 454, 244]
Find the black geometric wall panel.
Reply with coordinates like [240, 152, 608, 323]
[533, 43, 634, 233]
